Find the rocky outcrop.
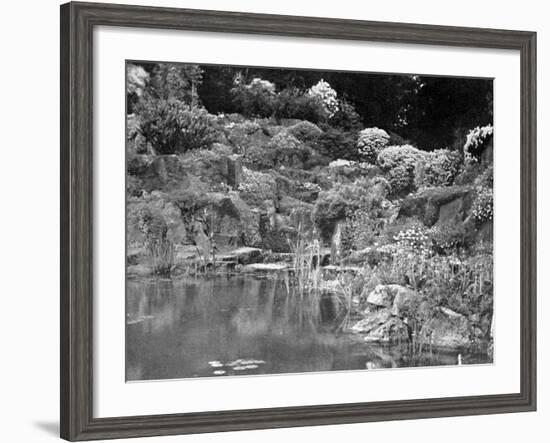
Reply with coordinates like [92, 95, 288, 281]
[350, 284, 476, 349]
[352, 284, 417, 344]
[390, 287, 422, 317]
[398, 185, 472, 226]
[241, 263, 289, 274]
[426, 307, 473, 348]
[128, 150, 243, 192]
[219, 247, 263, 265]
[363, 317, 411, 343]
[364, 284, 419, 313]
[350, 309, 392, 333]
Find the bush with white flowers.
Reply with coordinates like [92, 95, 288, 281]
[394, 226, 432, 257]
[472, 185, 493, 222]
[464, 124, 493, 164]
[308, 79, 339, 118]
[415, 148, 462, 188]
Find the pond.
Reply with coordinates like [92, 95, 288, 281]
[126, 275, 491, 381]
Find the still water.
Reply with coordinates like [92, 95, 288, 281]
[126, 276, 490, 381]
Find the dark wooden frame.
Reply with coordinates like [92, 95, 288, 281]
[60, 1, 537, 440]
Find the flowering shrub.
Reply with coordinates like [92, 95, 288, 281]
[415, 149, 462, 188]
[237, 167, 277, 205]
[135, 98, 216, 154]
[308, 80, 339, 118]
[273, 87, 327, 122]
[474, 164, 493, 188]
[393, 226, 432, 257]
[472, 185, 493, 222]
[464, 124, 493, 163]
[127, 64, 149, 97]
[377, 145, 424, 195]
[286, 121, 323, 143]
[231, 75, 276, 118]
[356, 127, 390, 163]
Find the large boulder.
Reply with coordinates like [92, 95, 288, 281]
[362, 317, 410, 344]
[225, 247, 263, 265]
[129, 151, 244, 193]
[350, 308, 392, 333]
[398, 186, 472, 227]
[391, 287, 423, 318]
[427, 307, 473, 348]
[206, 192, 261, 247]
[365, 284, 417, 310]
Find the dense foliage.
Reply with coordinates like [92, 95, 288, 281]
[356, 127, 390, 163]
[377, 145, 424, 195]
[134, 98, 216, 154]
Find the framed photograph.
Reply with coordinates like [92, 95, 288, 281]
[60, 1, 536, 441]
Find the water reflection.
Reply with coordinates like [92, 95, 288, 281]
[126, 276, 490, 381]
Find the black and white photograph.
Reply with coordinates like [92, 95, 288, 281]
[125, 61, 494, 381]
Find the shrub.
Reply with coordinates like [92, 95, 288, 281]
[329, 98, 362, 131]
[464, 124, 493, 163]
[312, 178, 389, 240]
[427, 223, 469, 254]
[474, 164, 493, 188]
[286, 121, 323, 143]
[135, 97, 216, 154]
[264, 132, 318, 169]
[472, 185, 493, 222]
[225, 120, 266, 148]
[356, 127, 390, 163]
[415, 149, 462, 188]
[273, 87, 327, 122]
[237, 167, 277, 206]
[231, 75, 276, 118]
[313, 128, 358, 161]
[308, 79, 339, 118]
[126, 64, 150, 113]
[377, 145, 424, 195]
[241, 145, 275, 170]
